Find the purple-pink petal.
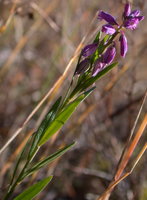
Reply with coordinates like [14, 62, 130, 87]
[103, 45, 116, 64]
[98, 11, 118, 25]
[124, 18, 139, 30]
[136, 16, 144, 21]
[123, 3, 131, 17]
[119, 33, 128, 57]
[130, 9, 140, 17]
[81, 43, 98, 57]
[102, 24, 116, 35]
[92, 60, 105, 77]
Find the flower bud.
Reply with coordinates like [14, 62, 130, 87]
[123, 3, 131, 18]
[81, 43, 98, 57]
[119, 33, 128, 57]
[98, 11, 118, 25]
[103, 45, 116, 64]
[75, 58, 90, 75]
[102, 24, 116, 35]
[92, 60, 105, 77]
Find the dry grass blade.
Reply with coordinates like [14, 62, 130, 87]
[0, 130, 33, 177]
[0, 0, 59, 80]
[96, 92, 147, 200]
[97, 143, 147, 200]
[30, 2, 60, 32]
[114, 113, 147, 181]
[0, 0, 19, 33]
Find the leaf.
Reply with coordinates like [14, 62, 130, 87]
[9, 136, 33, 187]
[28, 97, 62, 159]
[39, 88, 95, 146]
[22, 142, 75, 179]
[93, 31, 102, 43]
[98, 34, 110, 54]
[14, 176, 53, 200]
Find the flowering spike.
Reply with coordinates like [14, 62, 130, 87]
[123, 3, 131, 17]
[103, 45, 116, 64]
[119, 33, 128, 57]
[98, 11, 118, 25]
[75, 58, 90, 75]
[81, 43, 98, 57]
[92, 60, 105, 77]
[102, 24, 116, 35]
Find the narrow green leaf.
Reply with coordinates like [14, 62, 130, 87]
[93, 31, 102, 43]
[14, 176, 53, 200]
[29, 97, 62, 158]
[22, 142, 75, 179]
[9, 136, 32, 187]
[98, 34, 111, 54]
[39, 88, 94, 146]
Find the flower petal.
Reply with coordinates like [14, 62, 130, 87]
[102, 24, 116, 35]
[98, 11, 118, 25]
[123, 3, 131, 18]
[124, 18, 139, 30]
[130, 9, 140, 17]
[136, 16, 144, 21]
[119, 33, 128, 57]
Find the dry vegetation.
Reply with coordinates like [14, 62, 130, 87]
[0, 0, 147, 200]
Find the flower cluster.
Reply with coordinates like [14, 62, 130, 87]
[98, 3, 144, 57]
[75, 3, 144, 77]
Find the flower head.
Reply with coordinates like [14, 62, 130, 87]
[81, 43, 98, 57]
[102, 24, 116, 35]
[119, 33, 128, 57]
[123, 3, 144, 30]
[98, 11, 118, 25]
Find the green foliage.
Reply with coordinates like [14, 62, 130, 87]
[39, 88, 95, 146]
[28, 97, 62, 159]
[14, 176, 53, 200]
[21, 142, 75, 180]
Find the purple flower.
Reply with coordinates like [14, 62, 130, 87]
[123, 3, 144, 30]
[119, 33, 128, 57]
[103, 45, 116, 64]
[123, 3, 131, 18]
[102, 24, 116, 35]
[81, 43, 98, 57]
[98, 11, 118, 25]
[75, 58, 90, 75]
[124, 18, 139, 30]
[92, 60, 105, 77]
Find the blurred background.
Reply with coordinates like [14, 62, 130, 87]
[0, 0, 147, 199]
